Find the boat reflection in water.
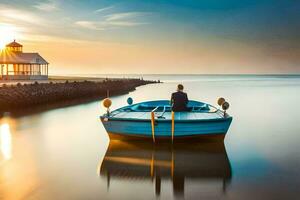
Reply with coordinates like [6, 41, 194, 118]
[99, 140, 232, 198]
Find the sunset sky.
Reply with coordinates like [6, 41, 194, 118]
[0, 0, 299, 74]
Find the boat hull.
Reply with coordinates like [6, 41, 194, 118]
[100, 117, 232, 141]
[107, 132, 225, 142]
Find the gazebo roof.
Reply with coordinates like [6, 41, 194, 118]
[6, 40, 23, 48]
[0, 51, 49, 64]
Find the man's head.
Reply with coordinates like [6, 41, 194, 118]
[177, 84, 184, 91]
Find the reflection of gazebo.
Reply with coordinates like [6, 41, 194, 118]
[0, 40, 49, 80]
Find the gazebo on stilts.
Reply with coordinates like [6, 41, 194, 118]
[0, 40, 49, 80]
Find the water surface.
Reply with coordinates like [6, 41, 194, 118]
[1, 75, 300, 200]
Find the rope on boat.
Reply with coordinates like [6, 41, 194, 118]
[151, 106, 160, 143]
[152, 109, 174, 143]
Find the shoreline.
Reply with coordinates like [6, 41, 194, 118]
[0, 76, 124, 85]
[0, 77, 159, 115]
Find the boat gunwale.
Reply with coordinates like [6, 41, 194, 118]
[100, 115, 232, 123]
[111, 99, 219, 112]
[101, 99, 232, 122]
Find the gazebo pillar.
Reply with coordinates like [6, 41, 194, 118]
[13, 64, 16, 75]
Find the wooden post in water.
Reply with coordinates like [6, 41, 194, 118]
[151, 111, 155, 143]
[171, 111, 175, 143]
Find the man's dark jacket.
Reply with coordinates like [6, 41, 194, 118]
[171, 91, 189, 111]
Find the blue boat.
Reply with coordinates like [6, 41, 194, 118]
[100, 99, 232, 141]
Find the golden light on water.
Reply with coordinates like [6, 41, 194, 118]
[0, 123, 12, 161]
[0, 24, 18, 50]
[0, 119, 39, 200]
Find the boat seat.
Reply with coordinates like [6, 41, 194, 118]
[133, 104, 167, 112]
[123, 107, 134, 111]
[191, 104, 210, 111]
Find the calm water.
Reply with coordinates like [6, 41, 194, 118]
[1, 75, 300, 200]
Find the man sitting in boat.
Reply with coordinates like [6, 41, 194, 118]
[171, 84, 189, 111]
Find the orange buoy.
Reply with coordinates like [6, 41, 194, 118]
[217, 97, 225, 106]
[103, 98, 112, 109]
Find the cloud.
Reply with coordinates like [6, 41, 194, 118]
[75, 11, 150, 30]
[0, 6, 43, 25]
[107, 21, 149, 27]
[34, 1, 58, 11]
[74, 21, 104, 30]
[0, 4, 68, 43]
[74, 20, 147, 30]
[105, 12, 148, 21]
[95, 6, 114, 13]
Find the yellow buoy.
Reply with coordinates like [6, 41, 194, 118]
[103, 98, 112, 108]
[217, 97, 225, 106]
